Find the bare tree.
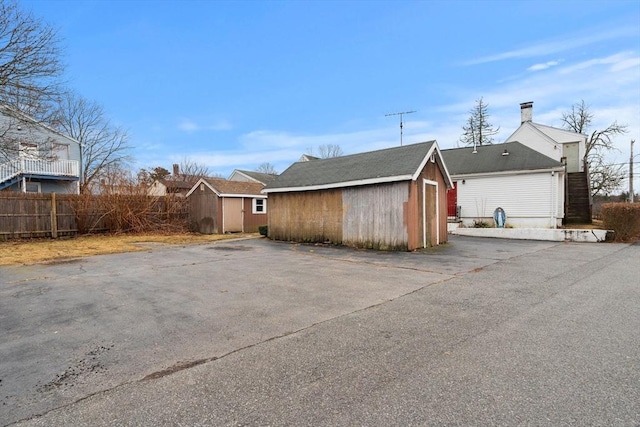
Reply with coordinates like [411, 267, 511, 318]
[561, 100, 628, 161]
[561, 100, 628, 196]
[0, 0, 63, 118]
[317, 144, 343, 158]
[256, 162, 278, 174]
[53, 91, 131, 193]
[459, 97, 500, 146]
[588, 152, 626, 197]
[0, 1, 64, 159]
[176, 157, 210, 181]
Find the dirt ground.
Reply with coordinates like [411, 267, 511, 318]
[0, 233, 257, 266]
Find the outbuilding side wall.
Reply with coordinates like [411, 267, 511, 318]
[242, 197, 268, 233]
[188, 185, 219, 233]
[268, 190, 343, 243]
[342, 182, 409, 250]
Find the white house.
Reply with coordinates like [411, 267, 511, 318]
[0, 104, 81, 194]
[505, 102, 588, 174]
[505, 102, 591, 223]
[442, 142, 565, 229]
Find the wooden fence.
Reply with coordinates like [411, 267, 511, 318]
[0, 193, 189, 240]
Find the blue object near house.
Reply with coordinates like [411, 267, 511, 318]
[494, 207, 506, 228]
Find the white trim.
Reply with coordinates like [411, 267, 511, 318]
[219, 193, 266, 198]
[423, 179, 439, 247]
[262, 174, 413, 193]
[252, 198, 267, 214]
[451, 166, 565, 180]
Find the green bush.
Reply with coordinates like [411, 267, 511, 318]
[258, 225, 268, 236]
[601, 203, 640, 242]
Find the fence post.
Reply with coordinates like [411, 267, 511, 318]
[51, 192, 58, 239]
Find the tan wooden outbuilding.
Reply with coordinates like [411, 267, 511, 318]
[187, 178, 267, 234]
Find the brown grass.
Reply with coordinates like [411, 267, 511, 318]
[0, 233, 258, 266]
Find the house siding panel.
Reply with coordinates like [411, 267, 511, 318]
[342, 182, 409, 250]
[268, 190, 342, 244]
[457, 172, 561, 227]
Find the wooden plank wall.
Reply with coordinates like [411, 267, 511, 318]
[268, 190, 342, 243]
[342, 182, 409, 250]
[242, 198, 267, 233]
[188, 185, 219, 234]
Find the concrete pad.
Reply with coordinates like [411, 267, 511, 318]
[451, 227, 612, 242]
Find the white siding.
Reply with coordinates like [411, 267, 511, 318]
[342, 182, 409, 249]
[147, 181, 167, 196]
[457, 171, 563, 228]
[507, 125, 560, 161]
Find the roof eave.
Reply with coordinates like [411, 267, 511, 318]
[263, 174, 414, 193]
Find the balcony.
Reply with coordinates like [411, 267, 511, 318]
[0, 158, 79, 189]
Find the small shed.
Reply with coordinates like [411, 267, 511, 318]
[187, 178, 267, 234]
[263, 141, 453, 250]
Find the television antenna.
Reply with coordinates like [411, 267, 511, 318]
[385, 110, 416, 146]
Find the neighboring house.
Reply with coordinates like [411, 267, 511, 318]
[228, 169, 278, 185]
[505, 102, 591, 223]
[0, 105, 81, 194]
[148, 179, 196, 197]
[442, 142, 565, 229]
[263, 141, 453, 250]
[186, 178, 267, 234]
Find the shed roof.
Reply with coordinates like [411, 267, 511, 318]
[264, 141, 451, 193]
[187, 177, 265, 197]
[441, 141, 563, 176]
[158, 179, 197, 190]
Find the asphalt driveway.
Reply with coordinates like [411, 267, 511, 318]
[1, 236, 638, 426]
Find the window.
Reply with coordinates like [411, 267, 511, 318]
[252, 198, 267, 214]
[25, 182, 41, 193]
[20, 143, 39, 159]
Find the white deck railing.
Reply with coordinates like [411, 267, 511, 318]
[0, 158, 80, 184]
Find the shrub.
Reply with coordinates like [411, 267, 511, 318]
[601, 203, 640, 242]
[258, 225, 268, 236]
[473, 220, 492, 228]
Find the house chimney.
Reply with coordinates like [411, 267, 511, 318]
[520, 102, 533, 123]
[173, 163, 180, 176]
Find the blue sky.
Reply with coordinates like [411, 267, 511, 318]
[23, 0, 640, 189]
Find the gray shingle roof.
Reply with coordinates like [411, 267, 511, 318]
[264, 141, 437, 191]
[234, 170, 278, 184]
[441, 142, 563, 176]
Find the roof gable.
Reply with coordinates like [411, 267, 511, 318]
[229, 169, 278, 184]
[441, 142, 563, 176]
[0, 104, 81, 147]
[530, 122, 586, 143]
[186, 177, 265, 197]
[264, 141, 452, 193]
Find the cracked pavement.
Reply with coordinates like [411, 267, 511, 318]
[0, 236, 638, 426]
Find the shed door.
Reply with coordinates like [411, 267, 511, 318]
[223, 197, 243, 232]
[564, 143, 580, 173]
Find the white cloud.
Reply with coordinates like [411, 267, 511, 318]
[528, 60, 560, 72]
[465, 26, 637, 65]
[177, 117, 232, 132]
